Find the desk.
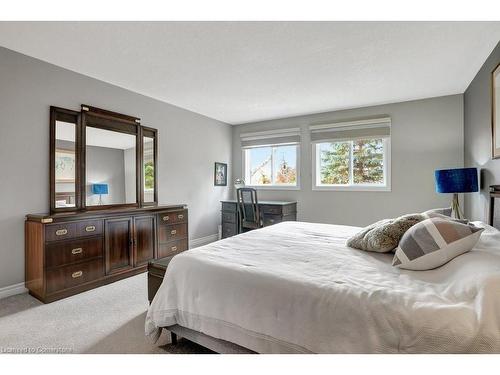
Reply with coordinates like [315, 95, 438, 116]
[220, 200, 297, 238]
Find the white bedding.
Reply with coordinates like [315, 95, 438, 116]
[145, 221, 500, 353]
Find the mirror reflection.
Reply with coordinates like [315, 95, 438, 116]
[86, 127, 137, 206]
[55, 121, 77, 208]
[143, 136, 155, 203]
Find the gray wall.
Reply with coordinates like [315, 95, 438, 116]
[232, 95, 464, 226]
[0, 47, 232, 289]
[464, 42, 500, 221]
[85, 145, 126, 206]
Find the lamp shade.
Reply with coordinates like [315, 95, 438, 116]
[92, 183, 109, 195]
[434, 168, 478, 193]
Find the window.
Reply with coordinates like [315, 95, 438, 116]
[243, 144, 299, 188]
[316, 138, 387, 188]
[310, 117, 391, 191]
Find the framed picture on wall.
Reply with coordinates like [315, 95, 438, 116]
[214, 162, 227, 186]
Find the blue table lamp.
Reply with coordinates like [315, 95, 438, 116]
[434, 168, 478, 219]
[92, 183, 109, 205]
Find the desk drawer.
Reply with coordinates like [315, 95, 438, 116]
[158, 210, 188, 225]
[158, 239, 188, 258]
[46, 237, 103, 268]
[263, 214, 283, 227]
[46, 259, 104, 293]
[260, 205, 283, 215]
[158, 223, 188, 243]
[222, 223, 237, 238]
[221, 202, 238, 212]
[222, 211, 237, 224]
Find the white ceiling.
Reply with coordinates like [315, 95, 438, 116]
[1, 22, 499, 124]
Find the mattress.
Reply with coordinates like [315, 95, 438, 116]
[145, 221, 500, 353]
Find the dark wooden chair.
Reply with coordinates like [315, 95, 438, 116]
[236, 188, 263, 231]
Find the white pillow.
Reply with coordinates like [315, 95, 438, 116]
[392, 217, 484, 271]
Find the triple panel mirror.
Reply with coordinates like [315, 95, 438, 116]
[51, 105, 157, 213]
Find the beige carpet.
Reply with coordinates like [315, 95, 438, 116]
[0, 273, 212, 354]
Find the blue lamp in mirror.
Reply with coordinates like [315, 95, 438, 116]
[434, 168, 478, 219]
[92, 183, 109, 206]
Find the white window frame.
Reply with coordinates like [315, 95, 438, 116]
[242, 142, 301, 190]
[312, 137, 391, 192]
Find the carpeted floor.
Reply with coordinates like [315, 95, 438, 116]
[0, 273, 212, 354]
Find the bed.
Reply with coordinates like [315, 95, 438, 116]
[145, 221, 500, 353]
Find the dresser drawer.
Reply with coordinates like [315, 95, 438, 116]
[158, 210, 188, 225]
[158, 223, 188, 243]
[45, 223, 78, 242]
[260, 205, 283, 215]
[222, 211, 237, 224]
[222, 223, 237, 238]
[76, 220, 103, 237]
[158, 239, 188, 258]
[46, 237, 103, 268]
[45, 220, 103, 242]
[46, 259, 104, 294]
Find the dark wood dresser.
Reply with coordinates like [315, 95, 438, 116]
[220, 200, 297, 238]
[25, 205, 188, 303]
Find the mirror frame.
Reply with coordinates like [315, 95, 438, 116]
[492, 62, 500, 159]
[140, 126, 158, 206]
[50, 106, 82, 213]
[81, 105, 141, 211]
[49, 105, 158, 214]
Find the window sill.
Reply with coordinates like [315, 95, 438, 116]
[312, 185, 391, 192]
[245, 185, 301, 191]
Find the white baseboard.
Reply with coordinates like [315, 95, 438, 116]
[0, 282, 27, 300]
[0, 234, 218, 300]
[190, 233, 219, 249]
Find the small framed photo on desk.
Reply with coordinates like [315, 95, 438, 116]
[214, 162, 228, 186]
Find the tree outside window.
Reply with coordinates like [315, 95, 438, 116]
[317, 138, 385, 187]
[144, 161, 155, 189]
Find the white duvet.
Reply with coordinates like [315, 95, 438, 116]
[145, 221, 500, 353]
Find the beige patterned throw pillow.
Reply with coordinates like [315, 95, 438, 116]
[392, 217, 484, 270]
[346, 214, 425, 253]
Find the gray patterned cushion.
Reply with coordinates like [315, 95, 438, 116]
[346, 214, 426, 253]
[393, 217, 484, 270]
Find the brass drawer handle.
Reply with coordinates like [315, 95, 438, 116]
[55, 229, 68, 236]
[163, 215, 170, 221]
[71, 248, 83, 255]
[72, 271, 83, 278]
[178, 214, 184, 219]
[171, 246, 178, 252]
[171, 229, 177, 235]
[85, 225, 96, 232]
